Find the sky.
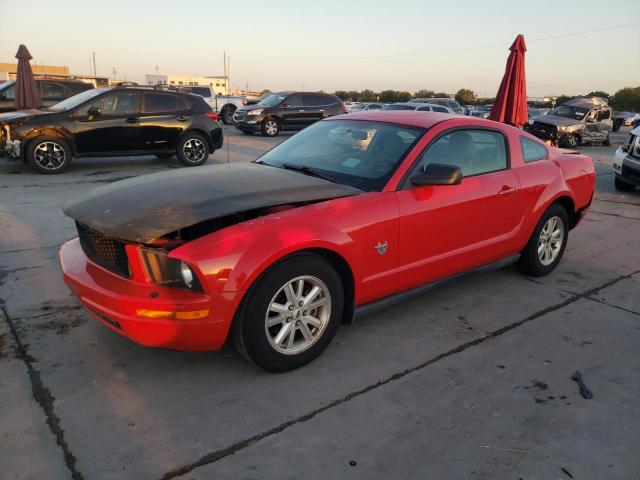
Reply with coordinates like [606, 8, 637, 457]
[1, 0, 639, 97]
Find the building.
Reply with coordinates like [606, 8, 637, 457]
[0, 62, 69, 81]
[145, 74, 228, 94]
[0, 62, 110, 87]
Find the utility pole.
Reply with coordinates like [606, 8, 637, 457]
[92, 51, 97, 76]
[223, 51, 227, 95]
[227, 56, 230, 95]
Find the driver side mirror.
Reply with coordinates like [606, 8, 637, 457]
[281, 104, 290, 109]
[87, 106, 102, 118]
[411, 163, 462, 186]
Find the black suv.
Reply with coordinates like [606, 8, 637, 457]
[0, 79, 93, 113]
[233, 91, 346, 137]
[0, 85, 223, 173]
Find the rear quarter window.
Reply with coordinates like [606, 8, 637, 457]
[520, 136, 549, 162]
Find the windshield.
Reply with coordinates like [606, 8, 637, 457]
[256, 119, 424, 191]
[258, 93, 287, 107]
[0, 81, 15, 92]
[549, 105, 589, 120]
[48, 87, 110, 112]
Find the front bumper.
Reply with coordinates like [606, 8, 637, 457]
[614, 150, 640, 186]
[233, 111, 265, 132]
[59, 238, 243, 351]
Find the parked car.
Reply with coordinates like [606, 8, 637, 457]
[60, 110, 595, 371]
[413, 98, 464, 115]
[382, 102, 455, 114]
[178, 85, 245, 125]
[470, 105, 492, 119]
[0, 79, 93, 113]
[613, 125, 640, 191]
[0, 85, 223, 173]
[527, 97, 613, 147]
[349, 102, 383, 112]
[233, 91, 346, 137]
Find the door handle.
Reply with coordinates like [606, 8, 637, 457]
[126, 117, 139, 124]
[498, 185, 516, 197]
[177, 116, 188, 122]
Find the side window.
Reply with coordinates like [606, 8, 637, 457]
[285, 95, 302, 107]
[520, 136, 549, 162]
[417, 106, 432, 111]
[40, 82, 65, 100]
[176, 95, 189, 112]
[2, 84, 15, 100]
[302, 94, 323, 106]
[597, 109, 611, 121]
[143, 93, 178, 114]
[368, 104, 382, 110]
[77, 91, 139, 116]
[433, 106, 448, 113]
[413, 129, 507, 178]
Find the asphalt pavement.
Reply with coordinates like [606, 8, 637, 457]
[0, 125, 638, 480]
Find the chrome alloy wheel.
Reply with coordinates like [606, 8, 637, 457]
[182, 138, 206, 163]
[265, 275, 332, 355]
[264, 120, 278, 136]
[34, 141, 66, 170]
[538, 215, 564, 266]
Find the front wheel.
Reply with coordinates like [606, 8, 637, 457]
[516, 204, 569, 277]
[176, 132, 210, 166]
[26, 137, 72, 174]
[261, 118, 280, 137]
[232, 253, 344, 372]
[602, 132, 611, 146]
[566, 134, 579, 148]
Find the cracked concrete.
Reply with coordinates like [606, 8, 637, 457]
[1, 126, 638, 479]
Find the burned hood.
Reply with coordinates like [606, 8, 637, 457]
[533, 114, 583, 127]
[63, 163, 362, 243]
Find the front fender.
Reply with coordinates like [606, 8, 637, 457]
[22, 126, 74, 153]
[172, 218, 357, 295]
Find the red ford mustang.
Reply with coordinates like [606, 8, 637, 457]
[60, 111, 595, 371]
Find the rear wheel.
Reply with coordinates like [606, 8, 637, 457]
[615, 176, 636, 192]
[516, 204, 569, 277]
[261, 118, 280, 137]
[26, 137, 72, 174]
[220, 105, 236, 125]
[232, 253, 344, 372]
[176, 132, 210, 166]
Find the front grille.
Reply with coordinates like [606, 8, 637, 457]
[76, 222, 131, 278]
[532, 121, 557, 137]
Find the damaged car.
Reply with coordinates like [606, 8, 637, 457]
[0, 85, 223, 173]
[60, 111, 595, 371]
[613, 125, 640, 191]
[527, 97, 612, 148]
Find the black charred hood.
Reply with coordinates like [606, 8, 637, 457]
[63, 163, 362, 243]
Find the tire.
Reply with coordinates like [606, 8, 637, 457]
[232, 253, 344, 372]
[602, 133, 611, 146]
[516, 203, 569, 277]
[615, 176, 636, 192]
[566, 134, 579, 148]
[26, 137, 72, 174]
[176, 132, 210, 166]
[612, 119, 621, 132]
[154, 152, 175, 159]
[220, 105, 235, 125]
[261, 118, 280, 137]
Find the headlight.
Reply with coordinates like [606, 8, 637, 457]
[248, 109, 263, 116]
[528, 118, 534, 125]
[140, 249, 203, 292]
[558, 126, 567, 132]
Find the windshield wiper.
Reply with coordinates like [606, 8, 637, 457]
[280, 163, 336, 183]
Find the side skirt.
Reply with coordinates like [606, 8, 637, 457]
[354, 254, 521, 320]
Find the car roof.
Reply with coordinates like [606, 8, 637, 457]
[564, 97, 609, 109]
[330, 110, 463, 128]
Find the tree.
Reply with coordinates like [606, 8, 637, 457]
[379, 90, 399, 103]
[455, 88, 475, 105]
[396, 91, 412, 102]
[260, 89, 272, 95]
[413, 89, 434, 99]
[433, 92, 449, 98]
[610, 87, 640, 112]
[334, 90, 349, 101]
[554, 94, 575, 106]
[359, 89, 376, 102]
[587, 90, 610, 100]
